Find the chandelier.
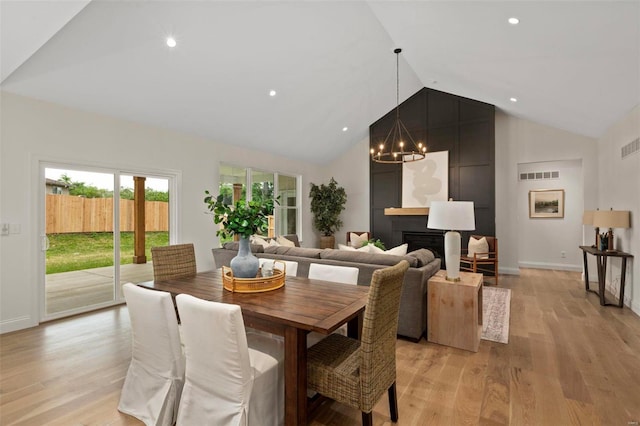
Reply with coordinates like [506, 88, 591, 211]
[370, 48, 426, 164]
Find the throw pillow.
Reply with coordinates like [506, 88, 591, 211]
[385, 243, 408, 256]
[367, 244, 385, 254]
[338, 243, 356, 251]
[277, 235, 296, 247]
[268, 238, 280, 247]
[468, 236, 489, 259]
[251, 235, 270, 248]
[349, 232, 369, 248]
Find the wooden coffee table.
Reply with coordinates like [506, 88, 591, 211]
[427, 270, 483, 352]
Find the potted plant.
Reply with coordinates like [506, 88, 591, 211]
[309, 177, 347, 249]
[204, 190, 276, 278]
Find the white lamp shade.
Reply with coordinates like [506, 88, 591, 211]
[427, 201, 476, 231]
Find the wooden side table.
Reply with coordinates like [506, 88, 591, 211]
[579, 245, 633, 307]
[427, 270, 483, 352]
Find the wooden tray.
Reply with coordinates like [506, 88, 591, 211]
[222, 264, 286, 293]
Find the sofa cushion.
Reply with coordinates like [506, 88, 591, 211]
[273, 246, 323, 259]
[320, 249, 418, 267]
[223, 241, 265, 253]
[407, 248, 436, 267]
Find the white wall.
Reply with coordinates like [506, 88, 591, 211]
[322, 138, 370, 246]
[0, 91, 323, 333]
[597, 105, 639, 312]
[495, 111, 599, 275]
[517, 159, 583, 271]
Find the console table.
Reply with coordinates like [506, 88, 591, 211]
[579, 245, 633, 307]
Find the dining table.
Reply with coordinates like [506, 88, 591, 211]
[137, 268, 370, 426]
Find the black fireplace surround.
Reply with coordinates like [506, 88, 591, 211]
[403, 231, 446, 269]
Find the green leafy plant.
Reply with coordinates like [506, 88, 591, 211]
[309, 177, 347, 237]
[364, 238, 386, 251]
[204, 190, 277, 240]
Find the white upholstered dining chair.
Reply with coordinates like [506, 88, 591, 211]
[118, 283, 185, 426]
[307, 263, 359, 346]
[175, 294, 284, 426]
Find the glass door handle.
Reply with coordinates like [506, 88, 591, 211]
[42, 235, 50, 251]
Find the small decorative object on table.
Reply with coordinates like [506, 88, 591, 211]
[204, 190, 278, 278]
[599, 232, 609, 251]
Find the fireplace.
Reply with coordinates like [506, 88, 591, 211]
[403, 231, 446, 268]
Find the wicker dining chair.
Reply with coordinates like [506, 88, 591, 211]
[307, 260, 410, 426]
[151, 243, 197, 281]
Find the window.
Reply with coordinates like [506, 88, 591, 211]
[219, 163, 300, 240]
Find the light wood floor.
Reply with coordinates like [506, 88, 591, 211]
[1, 269, 639, 425]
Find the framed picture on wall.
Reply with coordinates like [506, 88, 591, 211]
[529, 189, 565, 218]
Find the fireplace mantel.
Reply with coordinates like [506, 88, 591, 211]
[384, 207, 429, 216]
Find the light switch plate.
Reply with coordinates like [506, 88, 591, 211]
[1, 223, 9, 236]
[10, 224, 21, 234]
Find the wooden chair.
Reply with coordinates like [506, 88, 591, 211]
[346, 231, 371, 248]
[151, 243, 196, 281]
[460, 235, 498, 286]
[307, 260, 410, 426]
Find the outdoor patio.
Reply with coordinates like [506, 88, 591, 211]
[46, 262, 154, 315]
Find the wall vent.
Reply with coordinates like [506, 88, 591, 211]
[622, 137, 640, 159]
[519, 170, 560, 181]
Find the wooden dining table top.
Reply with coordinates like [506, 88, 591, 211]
[137, 269, 370, 334]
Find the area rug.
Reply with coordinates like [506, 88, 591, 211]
[482, 286, 511, 344]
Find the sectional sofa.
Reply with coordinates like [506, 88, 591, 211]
[211, 235, 441, 341]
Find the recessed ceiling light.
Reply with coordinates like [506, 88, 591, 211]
[342, 127, 348, 132]
[166, 37, 177, 48]
[269, 90, 277, 97]
[508, 17, 519, 25]
[510, 97, 518, 102]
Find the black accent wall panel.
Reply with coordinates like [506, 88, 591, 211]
[369, 88, 495, 248]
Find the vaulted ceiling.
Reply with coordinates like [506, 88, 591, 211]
[2, 1, 638, 164]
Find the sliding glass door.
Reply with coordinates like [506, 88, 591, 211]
[42, 164, 173, 320]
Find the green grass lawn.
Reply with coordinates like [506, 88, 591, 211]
[46, 232, 169, 274]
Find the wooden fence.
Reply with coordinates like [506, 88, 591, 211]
[46, 194, 168, 233]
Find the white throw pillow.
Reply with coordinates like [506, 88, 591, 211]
[277, 235, 295, 247]
[468, 237, 489, 259]
[385, 243, 408, 256]
[338, 243, 356, 251]
[367, 244, 385, 254]
[349, 232, 369, 248]
[251, 235, 270, 248]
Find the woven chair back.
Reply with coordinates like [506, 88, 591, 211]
[358, 260, 409, 411]
[151, 243, 196, 281]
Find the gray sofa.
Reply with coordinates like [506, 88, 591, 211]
[211, 235, 441, 341]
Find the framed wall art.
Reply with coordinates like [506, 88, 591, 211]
[402, 150, 448, 208]
[529, 189, 564, 218]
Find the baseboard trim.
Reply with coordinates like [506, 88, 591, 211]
[499, 267, 520, 276]
[518, 261, 582, 272]
[0, 315, 37, 334]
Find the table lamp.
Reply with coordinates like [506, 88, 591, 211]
[592, 209, 630, 251]
[427, 200, 475, 281]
